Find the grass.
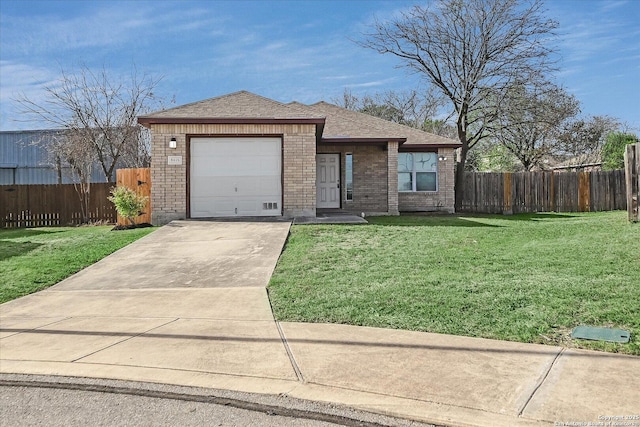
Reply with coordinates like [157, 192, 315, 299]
[0, 226, 156, 303]
[268, 211, 640, 355]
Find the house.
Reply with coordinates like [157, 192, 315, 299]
[550, 153, 603, 172]
[0, 130, 108, 185]
[138, 91, 461, 224]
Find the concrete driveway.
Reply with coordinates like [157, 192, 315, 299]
[52, 220, 291, 290]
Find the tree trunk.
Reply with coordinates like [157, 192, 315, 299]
[454, 145, 469, 211]
[454, 107, 470, 212]
[73, 181, 91, 224]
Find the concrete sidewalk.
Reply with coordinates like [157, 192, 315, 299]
[1, 221, 638, 427]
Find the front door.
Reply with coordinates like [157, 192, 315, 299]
[317, 154, 340, 208]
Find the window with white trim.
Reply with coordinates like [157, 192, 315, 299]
[398, 152, 438, 192]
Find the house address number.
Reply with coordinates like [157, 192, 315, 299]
[167, 155, 183, 165]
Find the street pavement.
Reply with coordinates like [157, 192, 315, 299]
[1, 374, 433, 427]
[1, 384, 343, 427]
[1, 220, 638, 427]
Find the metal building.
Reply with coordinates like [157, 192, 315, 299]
[0, 130, 110, 185]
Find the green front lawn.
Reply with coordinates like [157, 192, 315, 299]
[268, 211, 640, 355]
[0, 226, 155, 303]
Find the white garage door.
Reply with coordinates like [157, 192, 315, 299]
[190, 137, 282, 217]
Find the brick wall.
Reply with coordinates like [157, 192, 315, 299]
[317, 144, 389, 213]
[150, 128, 187, 224]
[398, 147, 456, 213]
[149, 123, 316, 224]
[283, 132, 317, 217]
[387, 141, 399, 215]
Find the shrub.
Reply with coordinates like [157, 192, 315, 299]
[108, 186, 149, 225]
[601, 132, 639, 170]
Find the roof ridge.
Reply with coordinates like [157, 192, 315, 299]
[141, 90, 252, 116]
[141, 91, 322, 119]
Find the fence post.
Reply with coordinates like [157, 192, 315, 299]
[502, 172, 512, 215]
[549, 172, 556, 212]
[578, 172, 591, 212]
[625, 144, 639, 222]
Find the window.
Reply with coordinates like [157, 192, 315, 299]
[345, 153, 353, 201]
[398, 152, 437, 192]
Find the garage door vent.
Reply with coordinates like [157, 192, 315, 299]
[263, 202, 278, 210]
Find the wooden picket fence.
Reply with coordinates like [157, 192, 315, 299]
[460, 170, 627, 214]
[1, 183, 116, 228]
[1, 168, 152, 228]
[115, 168, 151, 225]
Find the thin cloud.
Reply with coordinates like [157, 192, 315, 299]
[345, 78, 397, 88]
[599, 0, 629, 12]
[0, 61, 61, 130]
[0, 3, 225, 56]
[320, 75, 361, 81]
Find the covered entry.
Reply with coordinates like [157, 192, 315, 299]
[190, 137, 282, 217]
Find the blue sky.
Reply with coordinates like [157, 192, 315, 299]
[1, 0, 638, 131]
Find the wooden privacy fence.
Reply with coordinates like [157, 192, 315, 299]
[460, 170, 627, 214]
[1, 183, 116, 228]
[115, 168, 151, 225]
[625, 143, 639, 222]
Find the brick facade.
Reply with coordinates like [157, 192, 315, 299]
[317, 144, 390, 213]
[398, 147, 456, 213]
[149, 123, 316, 224]
[387, 141, 399, 215]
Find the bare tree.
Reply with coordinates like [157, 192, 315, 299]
[15, 65, 162, 183]
[47, 130, 96, 223]
[361, 0, 559, 207]
[332, 87, 445, 130]
[422, 118, 458, 139]
[378, 87, 446, 129]
[556, 115, 621, 163]
[360, 97, 405, 123]
[333, 88, 361, 111]
[118, 125, 152, 168]
[491, 83, 580, 170]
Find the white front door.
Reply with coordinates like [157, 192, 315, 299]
[317, 154, 340, 209]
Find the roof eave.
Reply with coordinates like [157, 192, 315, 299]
[399, 143, 462, 150]
[321, 137, 407, 144]
[137, 117, 326, 128]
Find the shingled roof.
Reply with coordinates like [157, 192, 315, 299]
[138, 90, 323, 124]
[138, 91, 460, 148]
[303, 101, 459, 147]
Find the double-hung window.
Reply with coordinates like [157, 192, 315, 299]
[398, 152, 438, 192]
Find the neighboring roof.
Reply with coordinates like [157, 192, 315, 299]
[138, 91, 460, 148]
[549, 153, 602, 170]
[0, 129, 65, 135]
